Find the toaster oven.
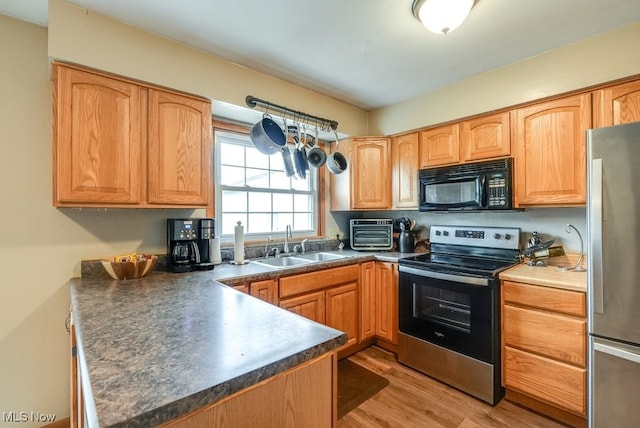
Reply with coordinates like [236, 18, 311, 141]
[350, 219, 393, 251]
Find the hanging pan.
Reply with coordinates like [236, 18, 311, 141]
[307, 125, 327, 168]
[250, 113, 286, 155]
[326, 130, 348, 174]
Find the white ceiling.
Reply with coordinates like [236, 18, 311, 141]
[2, 0, 640, 111]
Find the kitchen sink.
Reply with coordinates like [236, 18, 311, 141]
[250, 256, 313, 269]
[250, 252, 351, 269]
[295, 252, 351, 262]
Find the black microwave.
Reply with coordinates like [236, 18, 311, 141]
[419, 158, 513, 212]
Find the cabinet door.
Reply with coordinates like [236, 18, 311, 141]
[360, 261, 376, 340]
[53, 64, 142, 205]
[350, 137, 392, 210]
[593, 80, 640, 128]
[419, 124, 460, 168]
[250, 279, 278, 305]
[147, 89, 211, 205]
[460, 112, 510, 162]
[392, 133, 419, 209]
[375, 262, 398, 344]
[279, 291, 325, 324]
[326, 282, 359, 347]
[512, 93, 590, 206]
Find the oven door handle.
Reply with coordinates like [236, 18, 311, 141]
[399, 265, 490, 287]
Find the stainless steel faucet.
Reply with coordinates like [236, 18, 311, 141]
[264, 236, 273, 258]
[301, 238, 308, 254]
[284, 225, 292, 253]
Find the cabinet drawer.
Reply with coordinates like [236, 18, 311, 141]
[504, 346, 586, 416]
[504, 305, 586, 366]
[280, 265, 360, 298]
[503, 281, 585, 317]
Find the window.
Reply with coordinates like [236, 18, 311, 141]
[214, 130, 318, 240]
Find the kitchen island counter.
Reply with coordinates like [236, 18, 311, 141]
[70, 273, 347, 427]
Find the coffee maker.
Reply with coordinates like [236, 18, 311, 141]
[167, 218, 216, 272]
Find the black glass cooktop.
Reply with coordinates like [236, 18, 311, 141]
[399, 250, 519, 278]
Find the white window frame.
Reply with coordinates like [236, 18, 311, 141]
[214, 129, 319, 242]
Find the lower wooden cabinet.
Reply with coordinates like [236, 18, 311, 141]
[374, 262, 398, 345]
[358, 261, 399, 348]
[249, 279, 278, 306]
[164, 353, 335, 428]
[326, 283, 359, 347]
[360, 261, 376, 340]
[279, 291, 325, 324]
[279, 265, 360, 346]
[502, 280, 587, 425]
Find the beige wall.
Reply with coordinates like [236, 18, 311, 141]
[369, 22, 640, 135]
[47, 0, 368, 137]
[0, 14, 203, 426]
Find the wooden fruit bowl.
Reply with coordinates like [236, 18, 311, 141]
[101, 255, 158, 280]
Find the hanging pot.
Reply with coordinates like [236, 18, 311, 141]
[250, 113, 286, 155]
[307, 126, 327, 168]
[326, 130, 348, 174]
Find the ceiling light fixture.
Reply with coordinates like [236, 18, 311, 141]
[412, 0, 476, 35]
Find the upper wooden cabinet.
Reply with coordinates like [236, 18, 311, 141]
[52, 62, 211, 208]
[147, 89, 211, 205]
[330, 137, 391, 211]
[419, 123, 459, 167]
[391, 133, 419, 209]
[53, 64, 143, 205]
[512, 93, 591, 207]
[593, 80, 640, 128]
[351, 137, 392, 209]
[460, 111, 511, 162]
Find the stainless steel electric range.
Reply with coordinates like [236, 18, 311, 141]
[397, 225, 521, 405]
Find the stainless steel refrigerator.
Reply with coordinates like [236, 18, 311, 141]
[587, 121, 640, 428]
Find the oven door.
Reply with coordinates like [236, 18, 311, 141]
[398, 266, 498, 363]
[419, 175, 483, 211]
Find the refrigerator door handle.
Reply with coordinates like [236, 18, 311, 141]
[590, 158, 604, 314]
[594, 341, 640, 365]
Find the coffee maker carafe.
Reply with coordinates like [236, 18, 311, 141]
[167, 218, 216, 272]
[167, 219, 200, 272]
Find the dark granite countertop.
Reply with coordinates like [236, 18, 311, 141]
[71, 249, 424, 427]
[70, 273, 347, 427]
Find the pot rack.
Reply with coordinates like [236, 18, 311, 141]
[245, 95, 339, 132]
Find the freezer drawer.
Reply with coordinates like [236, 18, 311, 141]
[590, 337, 640, 428]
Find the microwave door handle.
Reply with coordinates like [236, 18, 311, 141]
[480, 176, 488, 208]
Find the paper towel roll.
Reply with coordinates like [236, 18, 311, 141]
[234, 221, 244, 263]
[210, 237, 222, 265]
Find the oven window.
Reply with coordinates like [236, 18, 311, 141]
[424, 180, 478, 205]
[413, 284, 471, 333]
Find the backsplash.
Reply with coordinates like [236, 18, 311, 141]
[80, 237, 342, 279]
[332, 207, 587, 254]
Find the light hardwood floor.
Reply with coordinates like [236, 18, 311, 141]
[338, 346, 568, 428]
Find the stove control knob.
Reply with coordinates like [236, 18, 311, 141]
[494, 233, 502, 239]
[504, 233, 512, 240]
[442, 231, 449, 236]
[435, 230, 441, 236]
